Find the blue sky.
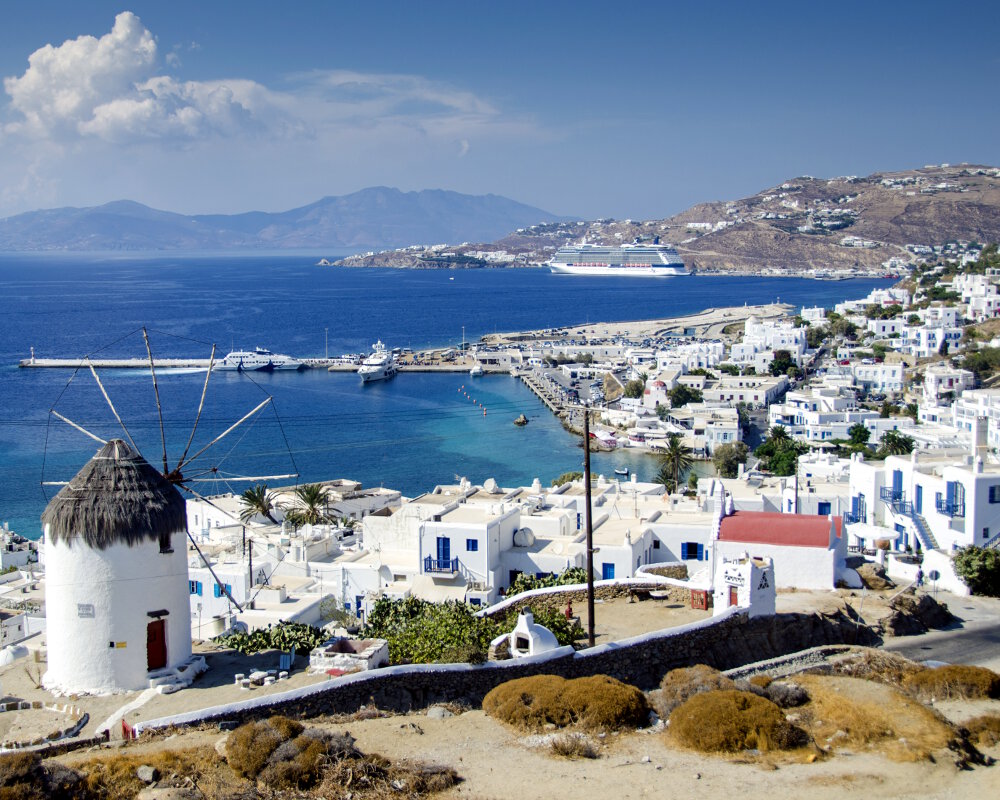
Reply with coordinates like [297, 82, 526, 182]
[0, 1, 997, 221]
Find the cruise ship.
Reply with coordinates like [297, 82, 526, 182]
[214, 347, 303, 372]
[358, 340, 398, 383]
[547, 239, 688, 277]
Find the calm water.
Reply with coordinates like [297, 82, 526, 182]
[0, 254, 892, 538]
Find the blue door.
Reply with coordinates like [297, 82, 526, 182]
[817, 501, 831, 516]
[915, 485, 923, 514]
[602, 563, 615, 580]
[892, 469, 903, 496]
[436, 536, 450, 565]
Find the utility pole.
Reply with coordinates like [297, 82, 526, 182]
[325, 328, 329, 360]
[583, 402, 596, 648]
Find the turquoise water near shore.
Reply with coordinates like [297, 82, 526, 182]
[0, 255, 893, 538]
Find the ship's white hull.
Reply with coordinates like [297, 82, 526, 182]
[359, 364, 397, 383]
[548, 263, 688, 277]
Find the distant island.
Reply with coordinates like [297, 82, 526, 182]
[0, 188, 573, 253]
[333, 164, 1000, 276]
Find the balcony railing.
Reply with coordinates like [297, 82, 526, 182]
[843, 512, 861, 524]
[424, 556, 459, 574]
[891, 500, 914, 516]
[936, 498, 965, 518]
[880, 487, 904, 502]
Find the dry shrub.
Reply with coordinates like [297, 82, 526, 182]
[0, 753, 45, 800]
[796, 675, 956, 761]
[654, 664, 735, 717]
[318, 753, 458, 797]
[902, 665, 1000, 701]
[669, 690, 809, 753]
[79, 747, 220, 799]
[764, 681, 810, 708]
[749, 674, 773, 689]
[964, 714, 1000, 747]
[550, 732, 600, 759]
[483, 674, 649, 732]
[227, 716, 361, 789]
[829, 648, 925, 687]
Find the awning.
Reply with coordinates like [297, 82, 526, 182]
[410, 573, 468, 603]
[846, 522, 900, 542]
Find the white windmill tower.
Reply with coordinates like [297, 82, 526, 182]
[41, 329, 295, 694]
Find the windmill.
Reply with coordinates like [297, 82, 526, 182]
[43, 327, 299, 614]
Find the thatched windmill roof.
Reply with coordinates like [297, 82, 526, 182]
[42, 439, 186, 550]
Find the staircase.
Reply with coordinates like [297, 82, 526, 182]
[909, 513, 939, 551]
[984, 530, 1000, 550]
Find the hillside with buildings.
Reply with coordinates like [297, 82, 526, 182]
[335, 164, 1000, 274]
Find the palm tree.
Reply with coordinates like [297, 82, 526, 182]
[766, 425, 790, 443]
[878, 430, 915, 457]
[284, 483, 333, 527]
[660, 433, 694, 490]
[239, 484, 279, 524]
[652, 462, 677, 494]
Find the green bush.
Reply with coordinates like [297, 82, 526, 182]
[953, 546, 1000, 597]
[360, 597, 582, 664]
[215, 622, 326, 655]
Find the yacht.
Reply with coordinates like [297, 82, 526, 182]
[358, 340, 398, 383]
[214, 347, 303, 372]
[470, 363, 484, 377]
[547, 238, 688, 277]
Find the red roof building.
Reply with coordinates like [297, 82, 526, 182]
[718, 511, 841, 549]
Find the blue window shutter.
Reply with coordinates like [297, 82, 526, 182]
[681, 542, 689, 560]
[697, 543, 705, 561]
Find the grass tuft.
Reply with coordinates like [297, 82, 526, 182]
[550, 732, 600, 759]
[964, 714, 1000, 747]
[483, 674, 649, 732]
[669, 690, 809, 753]
[653, 664, 735, 718]
[902, 665, 1000, 701]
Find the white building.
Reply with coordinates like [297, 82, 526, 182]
[851, 361, 904, 394]
[923, 362, 974, 403]
[768, 386, 915, 445]
[701, 375, 788, 408]
[729, 316, 808, 374]
[41, 440, 192, 694]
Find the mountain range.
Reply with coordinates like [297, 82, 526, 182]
[336, 164, 1000, 273]
[0, 188, 571, 252]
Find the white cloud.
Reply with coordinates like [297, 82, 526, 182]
[0, 12, 547, 215]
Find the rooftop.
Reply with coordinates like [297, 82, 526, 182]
[718, 511, 839, 548]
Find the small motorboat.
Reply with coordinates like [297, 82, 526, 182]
[614, 467, 629, 477]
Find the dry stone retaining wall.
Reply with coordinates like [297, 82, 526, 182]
[135, 604, 878, 734]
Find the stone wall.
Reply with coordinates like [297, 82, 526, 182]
[135, 604, 878, 735]
[488, 582, 690, 617]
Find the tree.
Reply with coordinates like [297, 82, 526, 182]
[668, 384, 703, 408]
[877, 429, 915, 457]
[660, 433, 694, 490]
[623, 379, 645, 399]
[719, 363, 741, 376]
[551, 471, 582, 487]
[907, 314, 921, 325]
[687, 471, 699, 491]
[879, 400, 893, 418]
[939, 339, 950, 357]
[830, 317, 858, 339]
[239, 484, 279, 524]
[754, 427, 806, 476]
[872, 343, 887, 360]
[953, 546, 1000, 597]
[652, 462, 677, 494]
[848, 423, 871, 447]
[284, 483, 332, 527]
[769, 350, 795, 376]
[712, 441, 749, 479]
[805, 326, 827, 349]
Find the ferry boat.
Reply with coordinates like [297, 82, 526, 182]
[214, 347, 303, 372]
[358, 340, 398, 383]
[547, 238, 688, 277]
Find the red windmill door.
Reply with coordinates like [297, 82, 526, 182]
[146, 619, 167, 670]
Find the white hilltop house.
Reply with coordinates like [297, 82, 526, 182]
[846, 425, 1000, 594]
[41, 440, 194, 694]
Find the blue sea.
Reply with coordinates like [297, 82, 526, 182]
[0, 254, 893, 538]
